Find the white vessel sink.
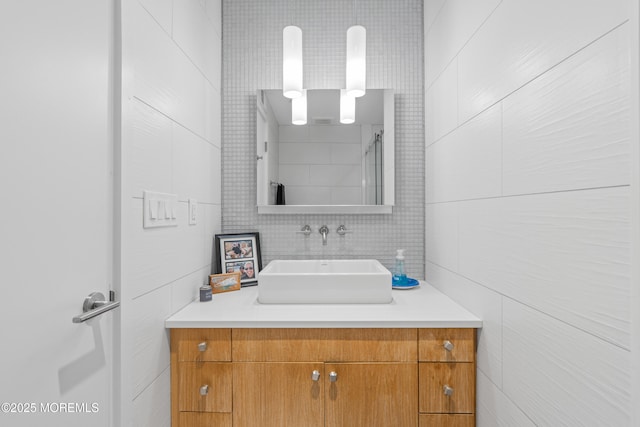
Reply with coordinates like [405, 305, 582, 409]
[257, 259, 392, 304]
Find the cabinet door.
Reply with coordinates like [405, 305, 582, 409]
[233, 363, 324, 427]
[325, 363, 418, 427]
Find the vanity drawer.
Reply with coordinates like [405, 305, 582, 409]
[178, 362, 232, 413]
[419, 414, 474, 427]
[419, 362, 474, 414]
[232, 328, 417, 362]
[178, 412, 232, 427]
[172, 328, 231, 362]
[419, 328, 475, 362]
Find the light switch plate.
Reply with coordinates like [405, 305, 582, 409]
[188, 199, 197, 225]
[143, 191, 178, 228]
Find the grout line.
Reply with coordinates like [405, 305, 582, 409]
[425, 183, 631, 205]
[425, 260, 632, 352]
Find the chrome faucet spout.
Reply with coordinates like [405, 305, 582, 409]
[319, 225, 329, 246]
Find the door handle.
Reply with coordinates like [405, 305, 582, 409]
[72, 291, 120, 323]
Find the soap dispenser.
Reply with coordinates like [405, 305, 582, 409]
[392, 249, 407, 286]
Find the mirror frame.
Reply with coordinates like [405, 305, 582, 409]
[256, 89, 395, 215]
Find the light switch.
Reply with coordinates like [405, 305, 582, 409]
[149, 199, 158, 219]
[143, 191, 178, 228]
[189, 199, 197, 225]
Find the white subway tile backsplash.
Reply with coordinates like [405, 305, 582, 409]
[503, 27, 631, 195]
[458, 0, 628, 123]
[503, 299, 631, 426]
[459, 187, 631, 349]
[426, 103, 502, 203]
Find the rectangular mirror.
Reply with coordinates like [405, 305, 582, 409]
[256, 89, 394, 214]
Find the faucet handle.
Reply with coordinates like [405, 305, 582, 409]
[296, 225, 312, 236]
[336, 225, 352, 236]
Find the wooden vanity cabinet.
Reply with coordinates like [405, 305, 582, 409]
[418, 328, 476, 427]
[171, 327, 476, 427]
[170, 329, 232, 427]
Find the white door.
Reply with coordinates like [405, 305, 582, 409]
[0, 1, 116, 426]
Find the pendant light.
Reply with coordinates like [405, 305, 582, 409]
[346, 0, 366, 98]
[283, 25, 303, 99]
[340, 89, 355, 124]
[292, 89, 307, 125]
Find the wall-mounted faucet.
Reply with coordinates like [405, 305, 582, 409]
[319, 225, 329, 245]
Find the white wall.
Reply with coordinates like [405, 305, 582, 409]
[424, 1, 634, 425]
[119, 0, 221, 425]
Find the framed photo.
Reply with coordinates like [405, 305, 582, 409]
[209, 272, 241, 294]
[214, 232, 262, 286]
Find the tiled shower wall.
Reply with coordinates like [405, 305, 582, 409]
[222, 0, 424, 274]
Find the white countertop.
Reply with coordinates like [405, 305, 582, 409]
[165, 282, 482, 329]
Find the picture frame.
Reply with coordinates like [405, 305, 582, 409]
[209, 272, 242, 294]
[214, 232, 262, 286]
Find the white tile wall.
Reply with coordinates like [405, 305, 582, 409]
[503, 300, 631, 426]
[457, 0, 628, 124]
[426, 103, 502, 203]
[425, 0, 632, 424]
[121, 0, 222, 425]
[502, 27, 631, 196]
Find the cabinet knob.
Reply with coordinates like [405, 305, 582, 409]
[200, 385, 209, 396]
[329, 371, 338, 382]
[198, 341, 208, 352]
[311, 370, 320, 381]
[443, 340, 454, 351]
[443, 384, 454, 396]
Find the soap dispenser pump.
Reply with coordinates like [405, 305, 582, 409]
[392, 249, 407, 286]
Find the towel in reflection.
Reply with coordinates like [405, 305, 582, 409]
[276, 184, 286, 205]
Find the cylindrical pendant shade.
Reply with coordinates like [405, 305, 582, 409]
[346, 25, 366, 98]
[283, 25, 303, 99]
[340, 89, 355, 124]
[292, 90, 307, 125]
